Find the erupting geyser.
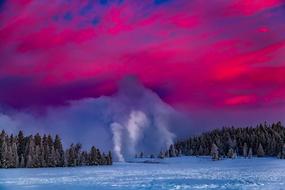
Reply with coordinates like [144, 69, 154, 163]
[0, 77, 179, 161]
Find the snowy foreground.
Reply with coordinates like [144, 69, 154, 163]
[0, 157, 285, 190]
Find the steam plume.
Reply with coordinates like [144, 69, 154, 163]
[126, 111, 149, 155]
[0, 77, 183, 161]
[111, 122, 125, 162]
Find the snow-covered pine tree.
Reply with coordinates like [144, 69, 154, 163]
[107, 151, 112, 165]
[178, 149, 182, 157]
[101, 153, 107, 165]
[164, 150, 169, 158]
[64, 149, 69, 167]
[34, 133, 42, 167]
[47, 135, 55, 167]
[248, 147, 253, 158]
[227, 148, 235, 159]
[17, 131, 25, 160]
[74, 143, 82, 166]
[211, 143, 219, 161]
[243, 143, 248, 158]
[233, 150, 237, 159]
[139, 151, 144, 158]
[158, 151, 164, 159]
[257, 143, 265, 157]
[188, 149, 193, 156]
[174, 122, 285, 158]
[26, 155, 33, 168]
[96, 148, 102, 164]
[54, 135, 64, 167]
[79, 151, 87, 166]
[67, 144, 76, 167]
[0, 132, 8, 168]
[281, 144, 285, 159]
[50, 146, 56, 167]
[0, 131, 110, 168]
[6, 141, 13, 168]
[20, 154, 25, 168]
[34, 145, 41, 167]
[11, 139, 19, 168]
[169, 145, 177, 157]
[25, 136, 35, 168]
[198, 145, 203, 156]
[89, 146, 97, 165]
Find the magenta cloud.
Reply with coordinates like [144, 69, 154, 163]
[0, 0, 284, 130]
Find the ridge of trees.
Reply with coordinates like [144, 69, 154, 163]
[0, 130, 112, 168]
[158, 122, 285, 160]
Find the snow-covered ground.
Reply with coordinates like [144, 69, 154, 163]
[0, 157, 284, 190]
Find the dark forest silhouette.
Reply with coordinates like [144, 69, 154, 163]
[0, 131, 112, 168]
[155, 122, 285, 160]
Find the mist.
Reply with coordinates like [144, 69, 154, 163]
[0, 77, 188, 161]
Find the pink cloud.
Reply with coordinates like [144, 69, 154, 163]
[226, 0, 282, 16]
[225, 95, 256, 106]
[0, 0, 284, 116]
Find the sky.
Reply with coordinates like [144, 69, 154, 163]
[0, 0, 285, 148]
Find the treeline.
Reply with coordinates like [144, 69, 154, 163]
[160, 122, 285, 160]
[0, 130, 112, 168]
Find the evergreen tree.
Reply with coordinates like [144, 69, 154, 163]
[54, 135, 64, 167]
[243, 143, 248, 158]
[74, 143, 82, 166]
[0, 132, 8, 168]
[164, 150, 169, 158]
[169, 145, 177, 157]
[6, 140, 13, 168]
[11, 138, 19, 168]
[89, 146, 97, 165]
[0, 131, 111, 168]
[211, 143, 219, 160]
[79, 151, 88, 166]
[198, 145, 203, 156]
[257, 143, 265, 157]
[26, 155, 33, 168]
[248, 148, 253, 159]
[174, 122, 285, 159]
[67, 144, 76, 167]
[101, 153, 107, 165]
[17, 131, 25, 159]
[281, 144, 285, 159]
[47, 135, 55, 167]
[227, 148, 235, 159]
[158, 151, 165, 159]
[96, 148, 102, 164]
[188, 149, 193, 156]
[34, 133, 41, 146]
[107, 151, 112, 165]
[34, 145, 41, 167]
[64, 149, 69, 167]
[42, 135, 48, 167]
[25, 136, 35, 168]
[20, 154, 25, 168]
